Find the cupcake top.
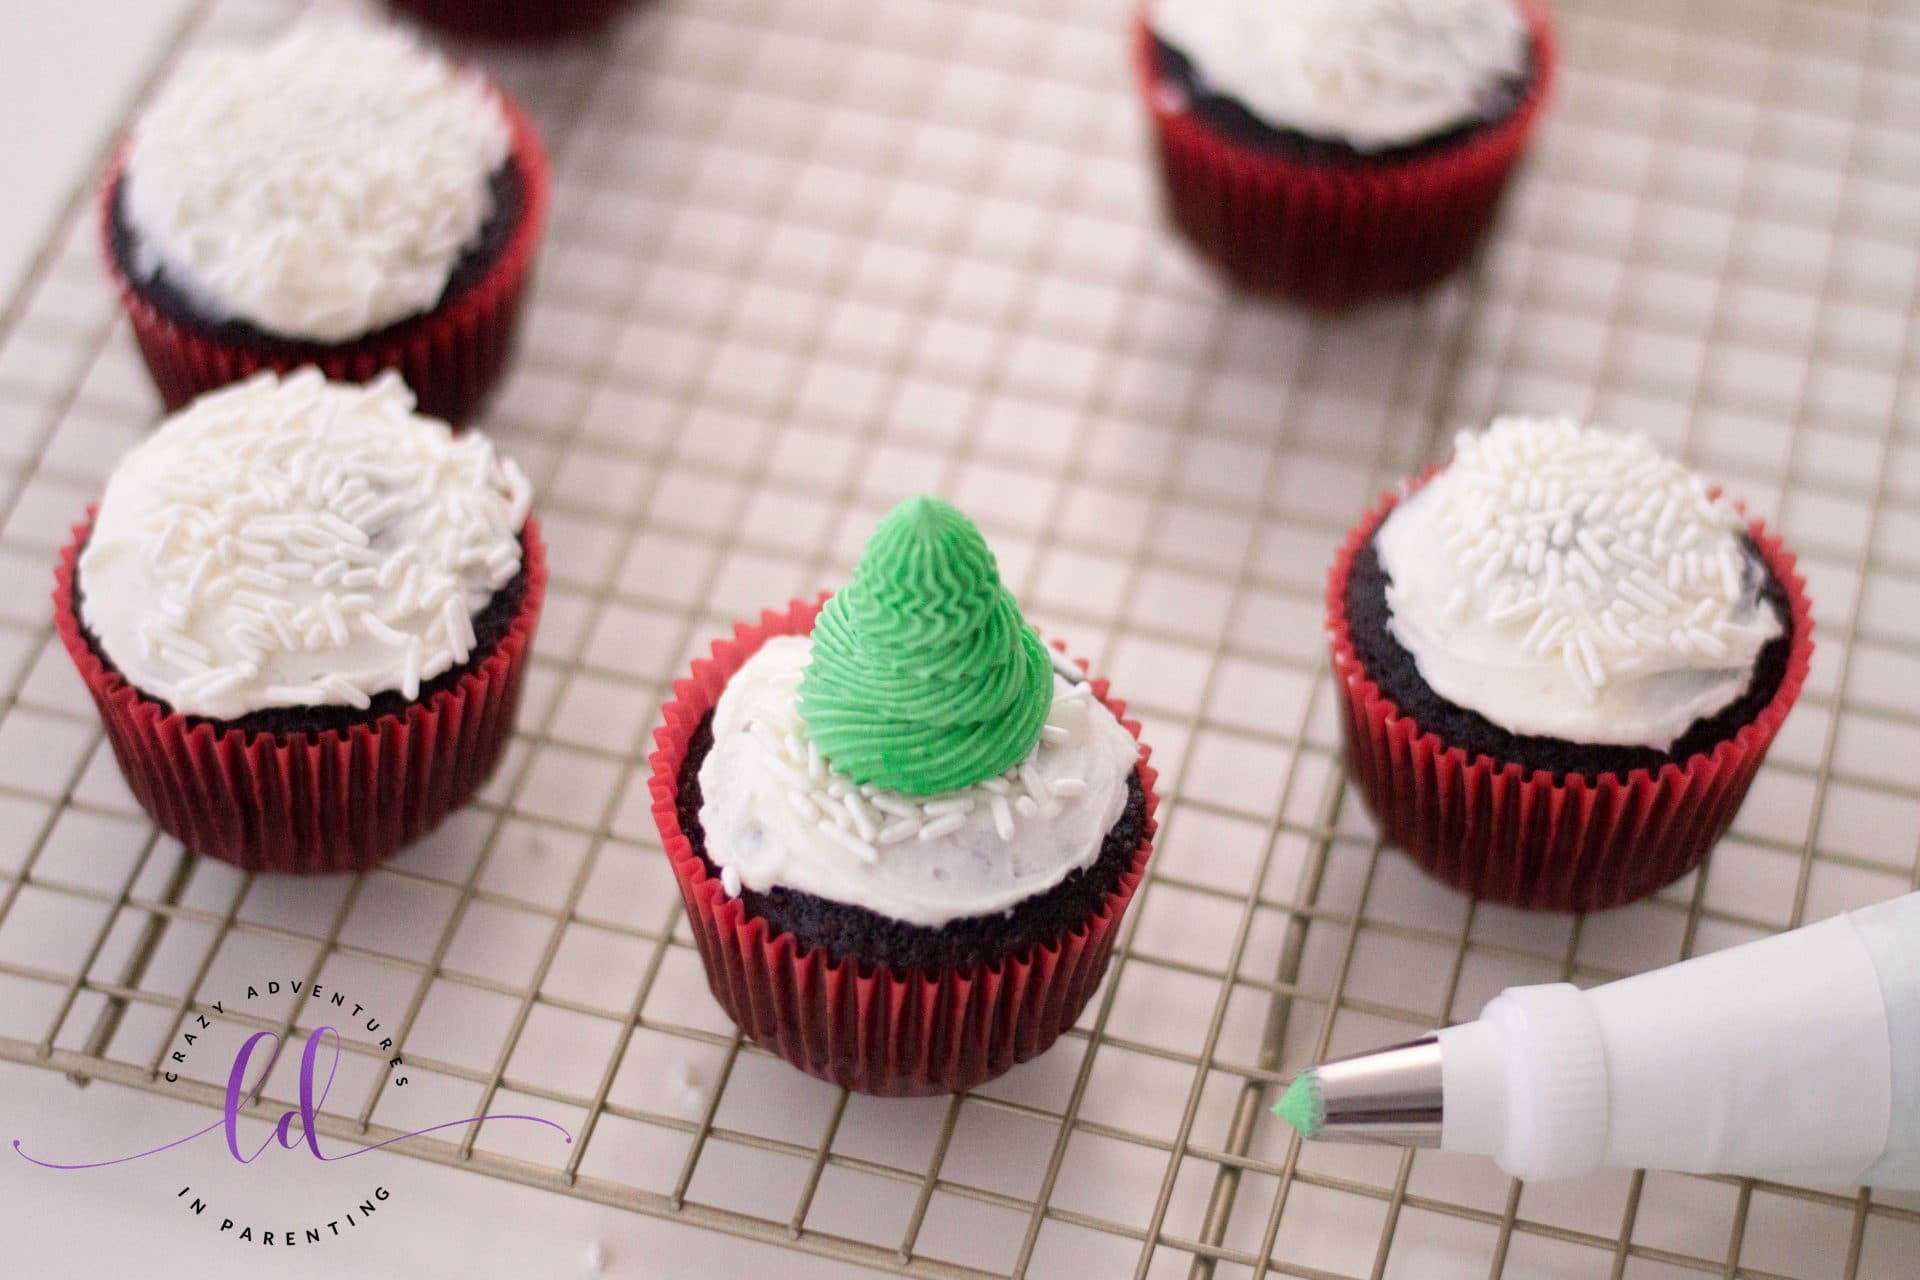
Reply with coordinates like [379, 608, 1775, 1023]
[1375, 418, 1784, 751]
[78, 369, 531, 721]
[122, 18, 511, 343]
[1150, 0, 1529, 152]
[698, 498, 1140, 927]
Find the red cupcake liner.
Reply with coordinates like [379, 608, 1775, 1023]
[100, 90, 550, 428]
[1327, 480, 1814, 913]
[1134, 0, 1558, 308]
[385, 0, 634, 42]
[649, 598, 1159, 1097]
[52, 514, 547, 876]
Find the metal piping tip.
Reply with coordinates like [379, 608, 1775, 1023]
[1282, 1034, 1444, 1148]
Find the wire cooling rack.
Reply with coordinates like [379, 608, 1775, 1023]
[2, 0, 1918, 1275]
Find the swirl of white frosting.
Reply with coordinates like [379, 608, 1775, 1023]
[123, 18, 511, 343]
[1375, 417, 1784, 751]
[1150, 0, 1529, 151]
[79, 369, 532, 721]
[697, 636, 1141, 928]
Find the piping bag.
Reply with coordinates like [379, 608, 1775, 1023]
[1275, 892, 1920, 1187]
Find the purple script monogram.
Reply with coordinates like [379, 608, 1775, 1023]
[14, 1026, 571, 1171]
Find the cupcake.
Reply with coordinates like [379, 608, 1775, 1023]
[1328, 418, 1813, 911]
[53, 369, 546, 875]
[101, 19, 550, 426]
[1136, 0, 1557, 307]
[386, 0, 634, 43]
[650, 498, 1157, 1096]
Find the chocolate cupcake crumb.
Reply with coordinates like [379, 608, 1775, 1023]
[677, 711, 1149, 971]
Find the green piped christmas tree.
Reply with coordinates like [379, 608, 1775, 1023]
[799, 496, 1052, 796]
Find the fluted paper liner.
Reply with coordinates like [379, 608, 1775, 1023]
[650, 598, 1159, 1096]
[100, 91, 550, 428]
[1328, 482, 1814, 913]
[1134, 0, 1558, 308]
[53, 514, 546, 876]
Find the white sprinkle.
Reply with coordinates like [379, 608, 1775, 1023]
[1050, 778, 1088, 797]
[360, 612, 411, 646]
[150, 626, 213, 663]
[923, 798, 975, 817]
[318, 674, 372, 710]
[232, 564, 279, 591]
[1562, 645, 1598, 703]
[1719, 548, 1744, 602]
[442, 597, 474, 663]
[919, 812, 968, 840]
[1616, 576, 1666, 616]
[1575, 530, 1612, 571]
[377, 552, 411, 590]
[1018, 760, 1047, 801]
[1487, 596, 1543, 626]
[870, 793, 919, 820]
[159, 643, 213, 674]
[401, 640, 422, 700]
[843, 793, 879, 843]
[990, 795, 1015, 840]
[177, 665, 252, 702]
[816, 820, 877, 863]
[720, 866, 741, 898]
[1576, 629, 1607, 689]
[394, 564, 422, 615]
[182, 549, 217, 602]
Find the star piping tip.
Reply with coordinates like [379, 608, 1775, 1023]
[1273, 1068, 1324, 1140]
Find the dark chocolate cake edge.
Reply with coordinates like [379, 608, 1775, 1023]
[107, 158, 526, 355]
[1343, 531, 1795, 781]
[676, 712, 1150, 974]
[1149, 33, 1539, 167]
[70, 530, 531, 741]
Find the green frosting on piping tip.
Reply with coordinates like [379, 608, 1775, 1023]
[1273, 1070, 1324, 1140]
[799, 495, 1052, 797]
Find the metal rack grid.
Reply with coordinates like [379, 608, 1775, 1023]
[1, 0, 1917, 1274]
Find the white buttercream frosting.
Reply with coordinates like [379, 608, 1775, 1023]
[1150, 0, 1529, 151]
[697, 636, 1141, 927]
[79, 369, 532, 721]
[1375, 417, 1784, 751]
[123, 18, 511, 342]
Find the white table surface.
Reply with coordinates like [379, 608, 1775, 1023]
[0, 6, 861, 1275]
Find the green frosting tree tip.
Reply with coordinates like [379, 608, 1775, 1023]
[798, 496, 1053, 797]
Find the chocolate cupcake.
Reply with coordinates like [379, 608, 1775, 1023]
[386, 0, 635, 43]
[1136, 0, 1556, 306]
[650, 498, 1158, 1095]
[101, 18, 549, 425]
[1329, 418, 1813, 911]
[54, 369, 546, 874]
